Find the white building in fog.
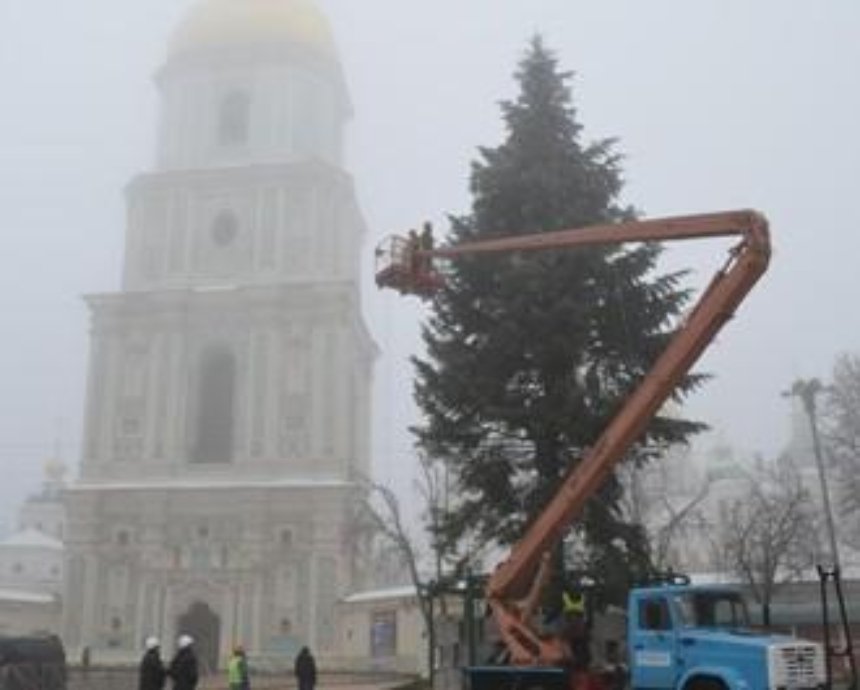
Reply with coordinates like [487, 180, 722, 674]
[0, 529, 63, 598]
[63, 0, 375, 670]
[0, 459, 66, 636]
[18, 459, 67, 541]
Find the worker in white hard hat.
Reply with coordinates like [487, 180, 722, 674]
[138, 635, 166, 690]
[168, 634, 199, 690]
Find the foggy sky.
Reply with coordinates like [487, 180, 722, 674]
[0, 0, 858, 528]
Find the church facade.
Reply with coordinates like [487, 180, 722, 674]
[62, 0, 376, 670]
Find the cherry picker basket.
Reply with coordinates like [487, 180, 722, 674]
[374, 235, 445, 298]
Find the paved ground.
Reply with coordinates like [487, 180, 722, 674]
[198, 675, 412, 690]
[70, 668, 416, 690]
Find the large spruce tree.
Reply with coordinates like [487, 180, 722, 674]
[413, 38, 705, 604]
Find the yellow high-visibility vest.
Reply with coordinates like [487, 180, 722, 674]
[562, 591, 585, 615]
[228, 656, 243, 686]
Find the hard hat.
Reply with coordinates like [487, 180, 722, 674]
[145, 636, 160, 650]
[178, 634, 194, 649]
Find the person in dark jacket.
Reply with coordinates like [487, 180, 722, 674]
[294, 646, 317, 690]
[138, 636, 166, 690]
[168, 635, 199, 690]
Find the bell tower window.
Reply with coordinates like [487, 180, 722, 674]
[211, 210, 239, 246]
[218, 91, 251, 146]
[193, 344, 236, 464]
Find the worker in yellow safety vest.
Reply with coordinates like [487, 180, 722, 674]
[563, 591, 586, 616]
[562, 590, 590, 670]
[227, 645, 250, 690]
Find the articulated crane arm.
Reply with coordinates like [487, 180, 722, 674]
[375, 209, 771, 668]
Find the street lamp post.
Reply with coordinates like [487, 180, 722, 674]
[785, 379, 859, 690]
[785, 378, 841, 569]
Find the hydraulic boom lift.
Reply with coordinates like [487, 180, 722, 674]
[375, 210, 771, 684]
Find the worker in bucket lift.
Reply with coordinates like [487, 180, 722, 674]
[418, 221, 436, 277]
[407, 228, 421, 274]
[420, 222, 435, 252]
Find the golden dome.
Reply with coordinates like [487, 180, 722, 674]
[43, 458, 67, 483]
[169, 0, 337, 60]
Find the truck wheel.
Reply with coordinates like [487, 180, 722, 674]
[687, 678, 726, 690]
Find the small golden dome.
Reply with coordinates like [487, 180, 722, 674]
[43, 458, 67, 483]
[169, 0, 337, 61]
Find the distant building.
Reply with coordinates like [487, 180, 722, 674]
[779, 396, 854, 559]
[0, 528, 63, 636]
[0, 529, 63, 597]
[62, 0, 375, 669]
[0, 461, 66, 636]
[336, 586, 428, 676]
[18, 459, 67, 541]
[624, 434, 750, 573]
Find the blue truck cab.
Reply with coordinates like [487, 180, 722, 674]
[629, 583, 826, 690]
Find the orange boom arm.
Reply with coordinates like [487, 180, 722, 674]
[376, 209, 771, 667]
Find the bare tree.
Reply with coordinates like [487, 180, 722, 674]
[620, 445, 714, 571]
[822, 353, 860, 547]
[712, 459, 817, 626]
[344, 487, 406, 590]
[414, 451, 451, 583]
[360, 473, 445, 684]
[361, 479, 434, 629]
[651, 481, 712, 570]
[357, 457, 491, 682]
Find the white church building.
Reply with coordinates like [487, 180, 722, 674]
[61, 0, 376, 671]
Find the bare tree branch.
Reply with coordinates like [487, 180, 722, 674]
[359, 476, 434, 635]
[653, 476, 712, 568]
[822, 352, 860, 547]
[712, 459, 817, 611]
[618, 448, 713, 570]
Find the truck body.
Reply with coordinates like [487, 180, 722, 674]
[629, 583, 825, 690]
[461, 581, 828, 690]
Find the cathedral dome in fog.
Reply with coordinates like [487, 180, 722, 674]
[169, 0, 338, 61]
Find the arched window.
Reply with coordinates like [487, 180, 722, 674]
[193, 345, 236, 464]
[218, 91, 251, 146]
[211, 210, 239, 247]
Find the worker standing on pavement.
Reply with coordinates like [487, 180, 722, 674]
[227, 645, 250, 690]
[294, 646, 317, 690]
[138, 636, 166, 690]
[168, 635, 199, 690]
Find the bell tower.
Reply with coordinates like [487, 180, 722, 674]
[64, 0, 375, 663]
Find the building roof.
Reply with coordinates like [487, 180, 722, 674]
[0, 529, 62, 550]
[169, 0, 337, 61]
[342, 586, 417, 604]
[0, 588, 56, 605]
[69, 477, 354, 492]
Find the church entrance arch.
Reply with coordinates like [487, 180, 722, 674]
[177, 601, 221, 675]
